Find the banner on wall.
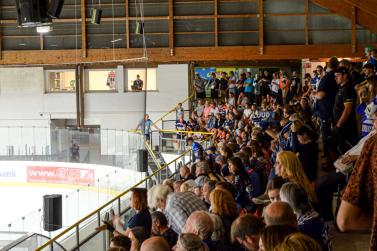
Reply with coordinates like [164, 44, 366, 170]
[194, 67, 216, 80]
[0, 167, 26, 182]
[27, 166, 95, 186]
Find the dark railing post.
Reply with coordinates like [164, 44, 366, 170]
[118, 197, 121, 215]
[76, 225, 80, 251]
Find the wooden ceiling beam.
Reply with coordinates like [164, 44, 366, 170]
[214, 0, 218, 47]
[81, 0, 87, 58]
[168, 0, 174, 56]
[125, 0, 130, 48]
[312, 0, 377, 33]
[258, 0, 264, 55]
[344, 0, 377, 18]
[0, 44, 371, 65]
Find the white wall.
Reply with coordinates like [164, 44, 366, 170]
[0, 64, 189, 130]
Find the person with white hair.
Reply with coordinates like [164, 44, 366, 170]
[148, 184, 207, 235]
[280, 183, 331, 251]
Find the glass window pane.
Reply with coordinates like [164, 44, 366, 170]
[87, 69, 117, 91]
[126, 68, 157, 91]
[46, 70, 76, 92]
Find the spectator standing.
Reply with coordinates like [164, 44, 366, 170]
[194, 72, 207, 99]
[290, 71, 300, 98]
[135, 114, 159, 141]
[244, 72, 254, 105]
[220, 72, 229, 99]
[311, 57, 339, 165]
[270, 72, 280, 101]
[333, 67, 358, 156]
[186, 137, 205, 163]
[207, 72, 220, 100]
[131, 74, 143, 91]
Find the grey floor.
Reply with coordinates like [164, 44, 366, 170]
[332, 226, 370, 251]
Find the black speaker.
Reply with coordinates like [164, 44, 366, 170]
[15, 0, 41, 27]
[43, 194, 62, 232]
[91, 8, 102, 25]
[137, 149, 148, 172]
[48, 0, 65, 18]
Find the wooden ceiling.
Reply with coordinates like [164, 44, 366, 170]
[0, 0, 376, 65]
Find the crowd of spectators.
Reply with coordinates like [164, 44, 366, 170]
[104, 53, 377, 251]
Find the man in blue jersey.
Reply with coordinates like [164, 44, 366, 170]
[136, 114, 159, 141]
[186, 137, 204, 163]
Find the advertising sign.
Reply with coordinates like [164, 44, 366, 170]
[27, 166, 95, 186]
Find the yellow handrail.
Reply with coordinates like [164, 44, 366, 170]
[152, 92, 195, 127]
[35, 147, 191, 251]
[159, 129, 214, 135]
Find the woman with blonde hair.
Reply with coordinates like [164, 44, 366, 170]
[209, 188, 239, 249]
[274, 151, 317, 204]
[274, 232, 322, 251]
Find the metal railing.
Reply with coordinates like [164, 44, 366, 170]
[33, 146, 192, 251]
[152, 88, 195, 128]
[0, 126, 145, 170]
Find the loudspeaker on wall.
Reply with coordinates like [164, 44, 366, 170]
[137, 149, 148, 172]
[43, 194, 62, 232]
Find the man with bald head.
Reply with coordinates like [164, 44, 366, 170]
[140, 236, 169, 251]
[183, 211, 216, 251]
[264, 201, 297, 227]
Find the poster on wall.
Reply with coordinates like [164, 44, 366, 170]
[194, 67, 216, 80]
[215, 67, 237, 78]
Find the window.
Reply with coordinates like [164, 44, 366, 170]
[45, 69, 76, 92]
[126, 68, 157, 92]
[86, 69, 117, 91]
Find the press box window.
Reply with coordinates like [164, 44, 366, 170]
[45, 70, 76, 92]
[126, 68, 157, 92]
[86, 69, 117, 92]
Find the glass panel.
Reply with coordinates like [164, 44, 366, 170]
[218, 0, 257, 14]
[175, 19, 214, 32]
[87, 69, 117, 91]
[310, 15, 351, 30]
[264, 0, 305, 14]
[219, 18, 258, 31]
[265, 16, 305, 30]
[219, 32, 259, 46]
[126, 68, 157, 91]
[130, 34, 169, 48]
[265, 31, 306, 45]
[175, 33, 214, 47]
[79, 231, 105, 251]
[310, 30, 351, 44]
[129, 1, 168, 16]
[174, 0, 214, 15]
[45, 70, 76, 92]
[3, 37, 40, 50]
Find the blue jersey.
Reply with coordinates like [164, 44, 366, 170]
[175, 120, 187, 131]
[192, 142, 204, 161]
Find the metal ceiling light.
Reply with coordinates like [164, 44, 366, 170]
[90, 0, 102, 25]
[36, 25, 53, 33]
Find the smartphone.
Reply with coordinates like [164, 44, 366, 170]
[102, 220, 115, 232]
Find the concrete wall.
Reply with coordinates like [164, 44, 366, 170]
[0, 64, 189, 130]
